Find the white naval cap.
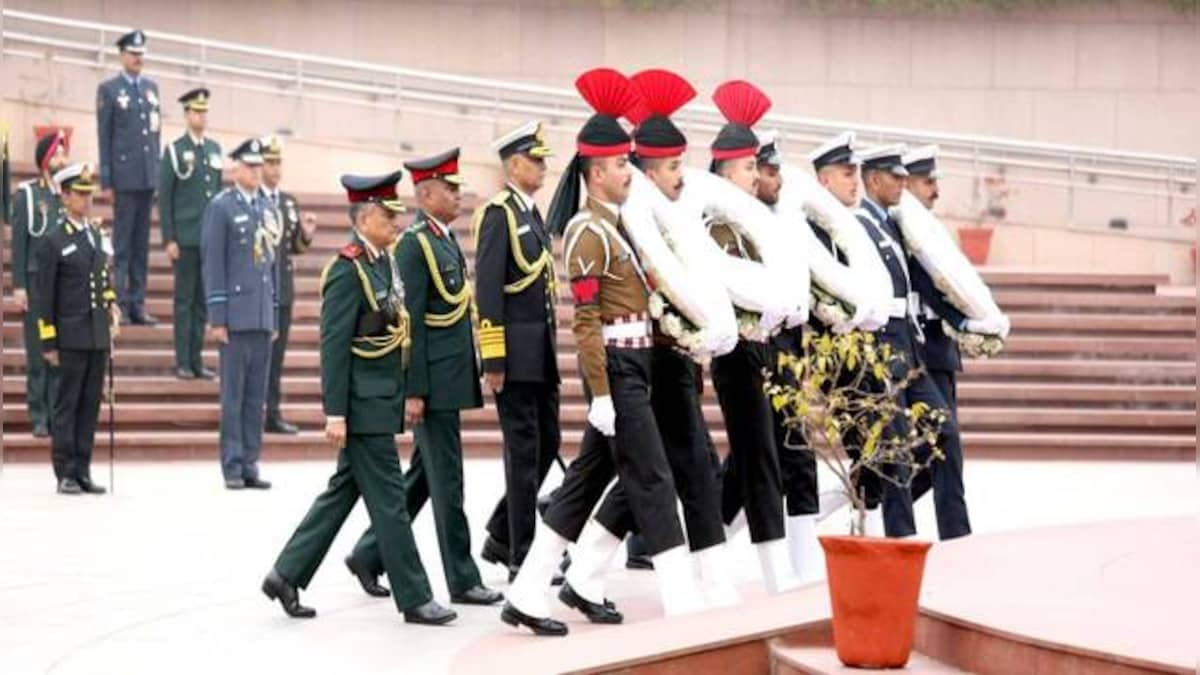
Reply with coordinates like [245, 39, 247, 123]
[902, 144, 940, 178]
[857, 143, 909, 176]
[755, 129, 782, 167]
[491, 121, 553, 159]
[808, 130, 858, 170]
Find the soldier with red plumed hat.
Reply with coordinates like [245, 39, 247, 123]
[501, 68, 704, 637]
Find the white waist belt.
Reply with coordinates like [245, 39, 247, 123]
[602, 320, 652, 340]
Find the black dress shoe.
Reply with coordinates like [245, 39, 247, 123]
[481, 536, 510, 567]
[500, 602, 567, 636]
[558, 582, 623, 624]
[77, 477, 107, 495]
[194, 367, 217, 380]
[243, 477, 272, 490]
[175, 367, 196, 380]
[344, 555, 390, 598]
[265, 417, 300, 434]
[32, 422, 50, 438]
[262, 568, 316, 618]
[57, 477, 82, 495]
[404, 600, 457, 625]
[451, 584, 503, 605]
[132, 312, 158, 326]
[625, 554, 654, 570]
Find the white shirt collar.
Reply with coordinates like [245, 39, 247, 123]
[260, 185, 279, 203]
[507, 184, 536, 211]
[360, 236, 383, 261]
[188, 131, 205, 146]
[236, 184, 257, 204]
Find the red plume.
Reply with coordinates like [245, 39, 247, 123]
[575, 68, 640, 118]
[711, 80, 772, 127]
[625, 98, 652, 127]
[631, 69, 696, 120]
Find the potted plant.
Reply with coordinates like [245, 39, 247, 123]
[959, 173, 1009, 265]
[768, 330, 948, 668]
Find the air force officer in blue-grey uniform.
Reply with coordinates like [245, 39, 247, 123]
[202, 137, 279, 490]
[96, 29, 161, 325]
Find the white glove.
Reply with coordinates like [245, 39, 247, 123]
[963, 315, 1007, 337]
[758, 305, 788, 336]
[587, 395, 616, 437]
[702, 328, 738, 357]
[784, 305, 809, 329]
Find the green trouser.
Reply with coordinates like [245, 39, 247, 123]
[349, 410, 482, 595]
[22, 287, 57, 429]
[172, 246, 206, 372]
[273, 433, 434, 612]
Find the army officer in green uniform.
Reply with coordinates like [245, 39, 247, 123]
[262, 170, 455, 626]
[159, 87, 220, 379]
[345, 149, 501, 607]
[10, 128, 70, 437]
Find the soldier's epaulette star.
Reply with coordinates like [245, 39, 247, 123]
[339, 243, 364, 260]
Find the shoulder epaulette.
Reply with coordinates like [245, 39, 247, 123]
[488, 189, 512, 208]
[339, 243, 364, 260]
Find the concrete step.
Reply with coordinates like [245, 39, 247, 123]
[770, 640, 966, 674]
[0, 429, 1193, 464]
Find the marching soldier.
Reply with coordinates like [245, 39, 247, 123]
[159, 88, 220, 380]
[11, 128, 70, 437]
[201, 138, 278, 490]
[582, 68, 739, 605]
[260, 135, 317, 434]
[262, 171, 456, 626]
[345, 149, 502, 607]
[707, 80, 798, 594]
[96, 29, 160, 325]
[473, 121, 561, 578]
[856, 144, 971, 540]
[34, 162, 117, 495]
[502, 68, 701, 637]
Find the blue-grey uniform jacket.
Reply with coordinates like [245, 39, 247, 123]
[201, 187, 278, 332]
[96, 72, 162, 192]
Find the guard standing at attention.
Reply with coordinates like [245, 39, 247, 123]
[159, 87, 221, 380]
[10, 128, 70, 438]
[35, 162, 117, 495]
[96, 29, 160, 325]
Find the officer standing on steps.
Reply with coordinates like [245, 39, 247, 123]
[262, 170, 455, 627]
[10, 128, 70, 438]
[344, 149, 502, 608]
[201, 138, 278, 490]
[260, 135, 317, 435]
[159, 88, 221, 380]
[474, 121, 562, 579]
[34, 163, 117, 495]
[96, 29, 160, 325]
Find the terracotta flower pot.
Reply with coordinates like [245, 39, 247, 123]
[820, 535, 933, 669]
[958, 227, 993, 265]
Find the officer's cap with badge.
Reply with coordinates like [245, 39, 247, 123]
[809, 131, 859, 171]
[260, 135, 284, 163]
[228, 137, 264, 166]
[116, 29, 147, 54]
[492, 122, 552, 161]
[341, 171, 407, 213]
[35, 127, 71, 173]
[404, 148, 463, 186]
[902, 144, 940, 178]
[179, 87, 210, 112]
[53, 163, 99, 194]
[756, 130, 782, 168]
[858, 144, 910, 177]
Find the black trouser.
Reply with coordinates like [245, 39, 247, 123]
[51, 349, 107, 482]
[878, 323, 971, 540]
[172, 245, 206, 372]
[482, 381, 562, 567]
[266, 302, 293, 418]
[712, 340, 785, 543]
[22, 284, 57, 430]
[112, 189, 154, 317]
[593, 346, 725, 551]
[542, 348, 685, 556]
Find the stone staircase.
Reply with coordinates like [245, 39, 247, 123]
[2, 164, 1195, 462]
